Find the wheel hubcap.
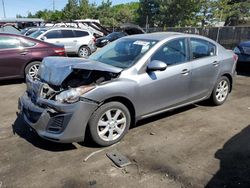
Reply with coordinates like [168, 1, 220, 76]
[97, 109, 126, 142]
[28, 64, 39, 78]
[79, 47, 89, 57]
[215, 80, 229, 102]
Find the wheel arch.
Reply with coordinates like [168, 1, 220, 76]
[221, 73, 233, 92]
[23, 59, 42, 77]
[102, 96, 136, 126]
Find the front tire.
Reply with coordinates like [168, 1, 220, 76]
[88, 102, 131, 146]
[210, 76, 230, 106]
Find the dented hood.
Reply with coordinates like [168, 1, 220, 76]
[38, 57, 122, 86]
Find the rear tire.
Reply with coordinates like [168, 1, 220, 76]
[24, 61, 41, 79]
[88, 102, 131, 146]
[78, 46, 90, 57]
[210, 76, 230, 106]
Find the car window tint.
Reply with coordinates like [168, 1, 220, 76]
[191, 38, 216, 59]
[45, 30, 63, 39]
[0, 36, 21, 49]
[151, 38, 188, 65]
[61, 30, 75, 38]
[74, 30, 89, 37]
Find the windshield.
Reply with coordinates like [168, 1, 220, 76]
[89, 38, 158, 69]
[29, 29, 47, 38]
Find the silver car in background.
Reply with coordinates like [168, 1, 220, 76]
[19, 32, 237, 146]
[29, 27, 96, 57]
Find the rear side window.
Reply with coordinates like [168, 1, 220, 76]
[45, 30, 63, 39]
[0, 36, 20, 49]
[74, 30, 89, 37]
[61, 30, 75, 38]
[151, 38, 188, 66]
[190, 38, 216, 59]
[20, 39, 36, 47]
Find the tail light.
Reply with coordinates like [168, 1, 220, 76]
[233, 54, 238, 62]
[54, 48, 66, 56]
[92, 37, 96, 43]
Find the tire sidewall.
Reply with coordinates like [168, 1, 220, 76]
[89, 102, 131, 146]
[212, 76, 230, 106]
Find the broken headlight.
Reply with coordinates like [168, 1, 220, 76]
[55, 85, 95, 103]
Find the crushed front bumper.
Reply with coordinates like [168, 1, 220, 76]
[18, 92, 98, 143]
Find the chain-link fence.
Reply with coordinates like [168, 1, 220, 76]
[146, 26, 250, 49]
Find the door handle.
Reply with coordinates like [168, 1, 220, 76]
[73, 40, 77, 42]
[55, 41, 60, 43]
[20, 50, 29, 55]
[181, 69, 190, 75]
[212, 61, 219, 67]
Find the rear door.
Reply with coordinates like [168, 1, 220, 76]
[60, 29, 77, 53]
[0, 36, 32, 78]
[189, 38, 219, 100]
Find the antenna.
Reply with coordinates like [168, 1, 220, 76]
[2, 0, 6, 18]
[53, 0, 55, 12]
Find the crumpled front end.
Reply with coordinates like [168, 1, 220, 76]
[19, 75, 99, 143]
[18, 57, 121, 143]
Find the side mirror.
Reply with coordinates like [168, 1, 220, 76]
[40, 36, 47, 41]
[147, 60, 167, 72]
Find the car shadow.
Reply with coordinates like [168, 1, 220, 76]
[0, 78, 24, 85]
[205, 125, 250, 188]
[12, 113, 77, 151]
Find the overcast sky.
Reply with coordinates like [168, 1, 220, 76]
[1, 0, 137, 18]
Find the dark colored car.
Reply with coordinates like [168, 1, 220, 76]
[95, 32, 127, 47]
[234, 41, 250, 69]
[0, 33, 66, 80]
[20, 27, 42, 36]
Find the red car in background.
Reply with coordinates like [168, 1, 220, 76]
[0, 33, 65, 80]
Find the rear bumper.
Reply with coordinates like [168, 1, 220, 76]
[18, 92, 98, 143]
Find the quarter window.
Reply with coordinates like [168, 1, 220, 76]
[0, 36, 20, 49]
[190, 38, 216, 59]
[74, 30, 89, 37]
[45, 30, 63, 39]
[151, 38, 188, 65]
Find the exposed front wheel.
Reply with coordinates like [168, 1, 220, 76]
[88, 102, 131, 146]
[78, 46, 90, 57]
[210, 76, 230, 106]
[25, 61, 41, 79]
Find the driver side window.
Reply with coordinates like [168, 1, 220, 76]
[151, 38, 188, 66]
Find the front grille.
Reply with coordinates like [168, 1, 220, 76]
[47, 116, 64, 133]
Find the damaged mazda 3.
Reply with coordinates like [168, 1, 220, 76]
[19, 32, 237, 146]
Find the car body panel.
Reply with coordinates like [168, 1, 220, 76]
[19, 32, 237, 143]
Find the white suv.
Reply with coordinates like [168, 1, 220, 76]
[30, 27, 96, 57]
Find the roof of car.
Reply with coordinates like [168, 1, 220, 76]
[126, 32, 183, 41]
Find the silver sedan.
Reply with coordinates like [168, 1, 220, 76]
[19, 32, 237, 146]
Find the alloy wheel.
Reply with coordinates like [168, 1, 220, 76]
[215, 80, 229, 102]
[28, 64, 39, 78]
[97, 108, 127, 142]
